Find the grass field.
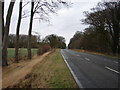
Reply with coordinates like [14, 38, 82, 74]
[7, 48, 38, 58]
[13, 49, 78, 88]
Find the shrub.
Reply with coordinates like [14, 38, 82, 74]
[37, 44, 51, 55]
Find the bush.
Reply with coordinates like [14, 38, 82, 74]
[37, 44, 51, 55]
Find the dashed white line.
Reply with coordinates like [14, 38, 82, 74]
[114, 61, 118, 63]
[85, 58, 90, 61]
[77, 55, 80, 56]
[105, 66, 119, 74]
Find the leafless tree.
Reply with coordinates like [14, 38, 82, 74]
[2, 0, 16, 66]
[15, 0, 23, 63]
[27, 0, 68, 59]
[80, 1, 120, 54]
[2, 2, 4, 42]
[27, 0, 34, 59]
[0, 1, 2, 66]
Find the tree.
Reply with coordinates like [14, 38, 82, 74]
[32, 31, 41, 44]
[15, 0, 22, 63]
[82, 1, 120, 54]
[8, 34, 38, 48]
[104, 2, 120, 54]
[44, 34, 58, 48]
[57, 36, 66, 49]
[2, 2, 4, 41]
[0, 1, 2, 66]
[27, 1, 34, 59]
[44, 34, 66, 49]
[68, 31, 83, 49]
[8, 34, 15, 48]
[2, 0, 15, 66]
[31, 35, 38, 48]
[19, 35, 28, 48]
[27, 0, 68, 59]
[68, 27, 111, 52]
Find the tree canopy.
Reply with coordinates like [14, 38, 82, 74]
[69, 1, 120, 54]
[43, 34, 66, 49]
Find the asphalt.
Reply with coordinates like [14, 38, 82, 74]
[61, 49, 119, 88]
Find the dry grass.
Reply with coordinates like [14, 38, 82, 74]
[0, 67, 2, 89]
[12, 49, 78, 88]
[73, 49, 120, 59]
[2, 52, 50, 88]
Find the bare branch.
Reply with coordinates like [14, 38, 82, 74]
[22, 15, 30, 18]
[22, 1, 30, 8]
[22, 10, 30, 18]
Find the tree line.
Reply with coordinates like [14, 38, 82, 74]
[8, 34, 66, 49]
[37, 34, 66, 55]
[68, 1, 120, 55]
[43, 34, 66, 49]
[2, 0, 68, 66]
[8, 34, 38, 48]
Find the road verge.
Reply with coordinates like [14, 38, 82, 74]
[9, 49, 77, 88]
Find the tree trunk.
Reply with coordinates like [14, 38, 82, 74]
[27, 1, 34, 59]
[2, 2, 4, 42]
[2, 1, 15, 66]
[112, 23, 119, 54]
[111, 6, 120, 54]
[15, 0, 22, 63]
[0, 1, 2, 66]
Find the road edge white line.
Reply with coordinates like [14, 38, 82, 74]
[105, 66, 119, 74]
[61, 49, 83, 88]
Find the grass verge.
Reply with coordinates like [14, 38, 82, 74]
[73, 49, 120, 59]
[13, 49, 78, 88]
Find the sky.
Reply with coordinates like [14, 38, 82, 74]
[4, 0, 101, 45]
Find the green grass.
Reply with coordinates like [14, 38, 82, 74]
[47, 49, 77, 88]
[7, 48, 38, 58]
[13, 49, 78, 88]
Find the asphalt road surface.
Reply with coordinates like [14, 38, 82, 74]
[61, 49, 119, 88]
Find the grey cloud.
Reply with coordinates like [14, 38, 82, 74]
[6, 0, 101, 45]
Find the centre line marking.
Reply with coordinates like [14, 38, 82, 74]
[85, 58, 90, 61]
[105, 66, 119, 74]
[114, 61, 118, 63]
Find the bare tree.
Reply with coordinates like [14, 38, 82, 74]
[104, 2, 120, 54]
[2, 0, 15, 66]
[2, 2, 4, 42]
[27, 0, 68, 59]
[15, 0, 22, 63]
[0, 1, 2, 66]
[81, 1, 120, 54]
[27, 0, 34, 59]
[32, 31, 41, 44]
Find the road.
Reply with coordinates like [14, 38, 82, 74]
[61, 49, 119, 88]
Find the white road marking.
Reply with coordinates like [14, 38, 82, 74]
[105, 66, 119, 74]
[85, 58, 90, 61]
[61, 50, 83, 88]
[77, 55, 80, 56]
[114, 61, 118, 63]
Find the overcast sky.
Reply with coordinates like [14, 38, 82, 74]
[5, 0, 101, 45]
